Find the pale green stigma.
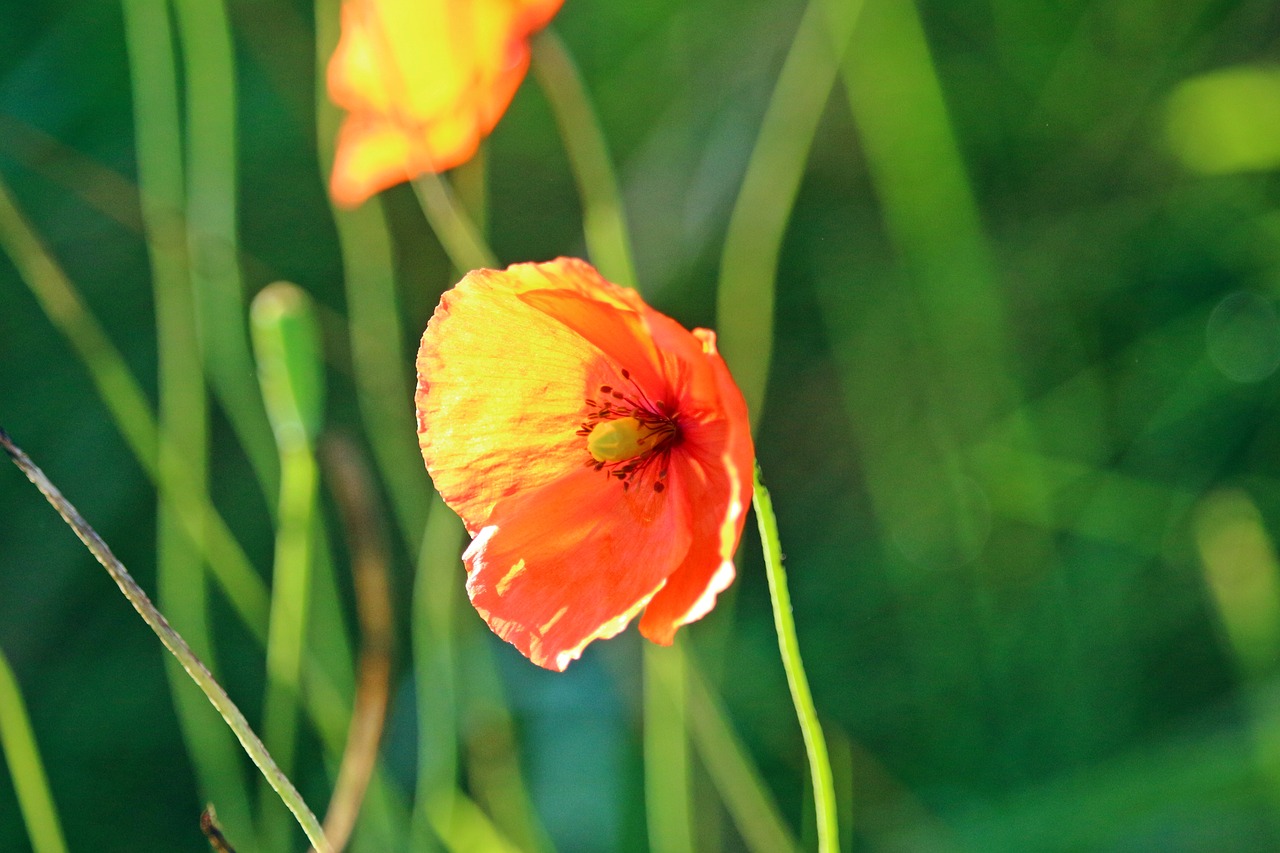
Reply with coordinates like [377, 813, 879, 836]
[587, 416, 651, 463]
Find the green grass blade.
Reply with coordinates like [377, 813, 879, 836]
[532, 29, 636, 287]
[410, 492, 464, 852]
[0, 647, 69, 853]
[644, 643, 696, 853]
[0, 176, 158, 475]
[171, 0, 280, 501]
[685, 653, 799, 853]
[715, 0, 864, 425]
[119, 0, 257, 839]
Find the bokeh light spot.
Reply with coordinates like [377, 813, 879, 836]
[1165, 66, 1280, 174]
[1205, 291, 1280, 383]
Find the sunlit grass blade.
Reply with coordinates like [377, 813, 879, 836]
[684, 652, 799, 853]
[0, 431, 332, 853]
[0, 647, 68, 853]
[1194, 489, 1280, 810]
[532, 29, 636, 287]
[836, 0, 1054, 512]
[644, 644, 695, 853]
[454, 630, 556, 853]
[119, 0, 258, 839]
[753, 465, 837, 852]
[171, 0, 279, 502]
[716, 0, 864, 425]
[0, 175, 157, 474]
[426, 791, 524, 853]
[252, 283, 326, 850]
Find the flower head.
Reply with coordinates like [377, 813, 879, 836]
[327, 0, 564, 207]
[415, 258, 754, 670]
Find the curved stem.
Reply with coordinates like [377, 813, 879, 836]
[753, 464, 837, 852]
[0, 430, 333, 853]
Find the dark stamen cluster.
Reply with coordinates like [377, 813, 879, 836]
[576, 368, 679, 492]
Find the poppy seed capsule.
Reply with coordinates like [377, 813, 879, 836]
[587, 416, 651, 463]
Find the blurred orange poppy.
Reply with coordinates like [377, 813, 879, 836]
[415, 258, 754, 670]
[327, 0, 564, 207]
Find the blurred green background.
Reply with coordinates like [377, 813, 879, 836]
[5, 0, 1280, 850]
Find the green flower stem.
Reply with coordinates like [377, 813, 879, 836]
[0, 430, 332, 853]
[413, 173, 498, 271]
[716, 0, 864, 426]
[531, 29, 636, 287]
[252, 284, 326, 850]
[0, 647, 68, 853]
[753, 465, 837, 852]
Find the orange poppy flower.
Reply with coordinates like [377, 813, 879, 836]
[415, 258, 755, 670]
[327, 0, 564, 207]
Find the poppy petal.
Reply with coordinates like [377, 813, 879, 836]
[519, 288, 668, 402]
[639, 331, 754, 643]
[417, 259, 755, 668]
[466, 464, 693, 670]
[330, 114, 473, 209]
[327, 0, 564, 206]
[416, 262, 616, 534]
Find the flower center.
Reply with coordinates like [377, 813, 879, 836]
[587, 416, 659, 463]
[576, 369, 679, 492]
